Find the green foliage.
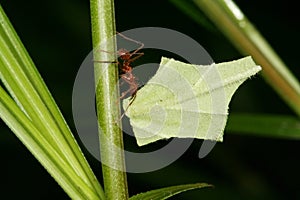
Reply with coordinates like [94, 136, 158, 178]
[129, 183, 212, 200]
[171, 0, 300, 117]
[0, 4, 104, 200]
[227, 113, 300, 139]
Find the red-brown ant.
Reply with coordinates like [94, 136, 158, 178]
[116, 32, 144, 102]
[95, 32, 144, 118]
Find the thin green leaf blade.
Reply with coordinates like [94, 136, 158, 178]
[0, 4, 104, 199]
[227, 113, 300, 140]
[129, 183, 212, 200]
[0, 86, 100, 200]
[169, 0, 217, 33]
[188, 0, 300, 117]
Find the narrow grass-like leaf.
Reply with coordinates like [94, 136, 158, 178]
[194, 0, 300, 117]
[129, 183, 212, 200]
[170, 0, 300, 117]
[0, 4, 104, 199]
[169, 0, 217, 33]
[0, 86, 100, 199]
[227, 113, 300, 140]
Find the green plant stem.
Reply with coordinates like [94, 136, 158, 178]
[193, 0, 300, 117]
[90, 0, 128, 199]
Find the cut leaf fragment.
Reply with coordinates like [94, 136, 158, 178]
[123, 56, 261, 146]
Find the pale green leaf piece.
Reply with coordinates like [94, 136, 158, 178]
[129, 183, 212, 200]
[123, 56, 261, 146]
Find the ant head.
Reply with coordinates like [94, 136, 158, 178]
[118, 48, 129, 55]
[118, 48, 131, 60]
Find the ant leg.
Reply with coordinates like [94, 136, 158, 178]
[116, 87, 136, 120]
[120, 93, 137, 120]
[127, 52, 144, 63]
[119, 88, 134, 100]
[116, 76, 135, 102]
[94, 60, 118, 64]
[117, 32, 144, 55]
[97, 49, 116, 54]
[119, 76, 138, 101]
[93, 49, 119, 63]
[119, 79, 125, 86]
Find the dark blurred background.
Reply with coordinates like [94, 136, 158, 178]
[0, 0, 299, 199]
